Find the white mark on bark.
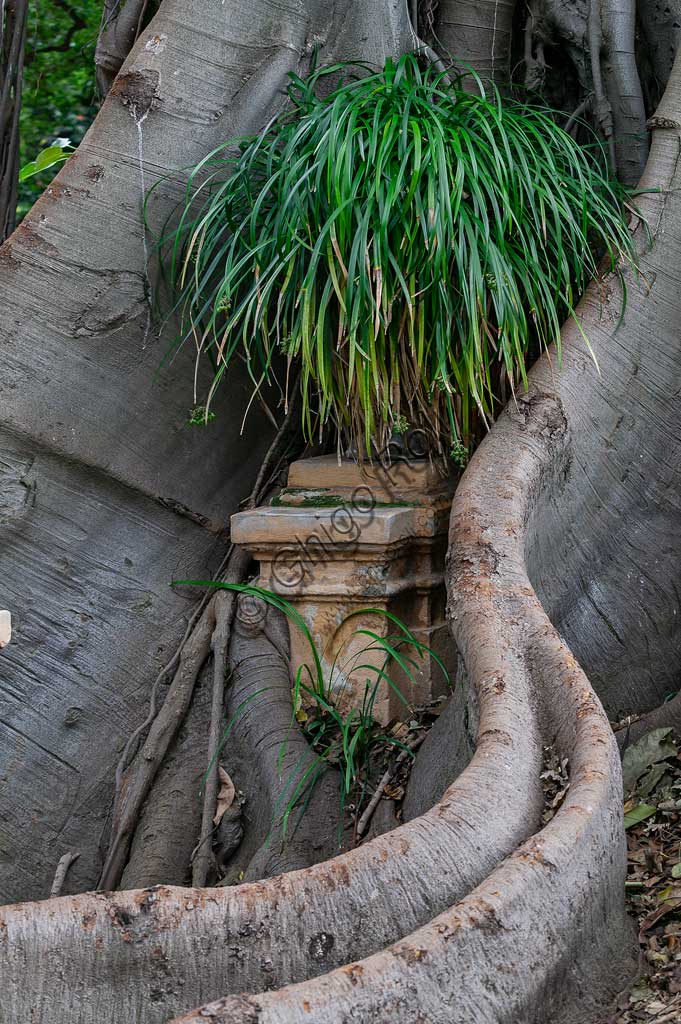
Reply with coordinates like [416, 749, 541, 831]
[145, 33, 166, 54]
[0, 610, 11, 648]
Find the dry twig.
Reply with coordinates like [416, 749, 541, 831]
[50, 852, 80, 898]
[356, 733, 427, 837]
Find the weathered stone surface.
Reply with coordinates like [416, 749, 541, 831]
[231, 456, 457, 720]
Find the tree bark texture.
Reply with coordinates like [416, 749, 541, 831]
[210, 600, 346, 885]
[164, 37, 681, 1021]
[435, 0, 515, 80]
[1, 0, 680, 1021]
[0, 0, 498, 908]
[95, 0, 151, 97]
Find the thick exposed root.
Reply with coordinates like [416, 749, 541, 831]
[219, 599, 346, 882]
[120, 666, 211, 889]
[98, 604, 216, 891]
[601, 0, 649, 183]
[616, 693, 681, 751]
[170, 393, 638, 1024]
[1, 603, 546, 1021]
[23, 32, 679, 1024]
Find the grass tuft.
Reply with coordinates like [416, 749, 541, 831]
[158, 54, 637, 454]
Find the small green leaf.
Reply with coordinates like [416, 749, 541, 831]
[19, 144, 72, 182]
[671, 862, 681, 878]
[623, 802, 657, 829]
[18, 161, 38, 183]
[35, 145, 68, 171]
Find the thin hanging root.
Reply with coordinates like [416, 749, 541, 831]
[564, 98, 590, 137]
[98, 603, 216, 891]
[588, 0, 617, 174]
[413, 39, 452, 80]
[247, 369, 303, 509]
[190, 396, 302, 887]
[99, 400, 302, 892]
[49, 852, 79, 898]
[188, 398, 305, 886]
[191, 550, 250, 888]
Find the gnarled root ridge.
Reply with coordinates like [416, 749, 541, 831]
[11, 79, 681, 1024]
[160, 47, 681, 1024]
[169, 395, 638, 1024]
[1, 390, 638, 1024]
[0, 378, 645, 1024]
[0, 590, 544, 1021]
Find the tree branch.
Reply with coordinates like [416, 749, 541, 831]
[95, 0, 149, 97]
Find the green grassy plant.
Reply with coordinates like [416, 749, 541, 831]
[179, 579, 450, 842]
[159, 53, 637, 455]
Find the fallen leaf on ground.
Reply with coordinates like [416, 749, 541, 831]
[622, 728, 677, 796]
[624, 803, 657, 829]
[213, 767, 236, 825]
[614, 726, 681, 1022]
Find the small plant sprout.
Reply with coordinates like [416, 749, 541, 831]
[449, 438, 470, 469]
[188, 405, 217, 427]
[158, 53, 636, 458]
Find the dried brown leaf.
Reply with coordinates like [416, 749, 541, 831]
[213, 767, 236, 826]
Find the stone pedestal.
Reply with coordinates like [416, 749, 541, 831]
[230, 456, 457, 723]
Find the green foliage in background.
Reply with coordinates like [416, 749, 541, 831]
[18, 0, 102, 221]
[161, 54, 637, 457]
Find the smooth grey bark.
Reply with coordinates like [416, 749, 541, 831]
[0, 0, 423, 905]
[601, 0, 649, 183]
[218, 600, 345, 884]
[522, 123, 681, 722]
[0, 0, 308, 902]
[638, 0, 681, 93]
[435, 0, 516, 80]
[2, 0, 494, 907]
[168, 34, 681, 1024]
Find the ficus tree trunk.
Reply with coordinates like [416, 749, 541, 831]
[1, 0, 679, 1022]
